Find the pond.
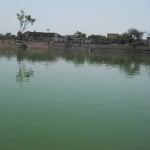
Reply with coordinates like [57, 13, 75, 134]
[0, 48, 150, 150]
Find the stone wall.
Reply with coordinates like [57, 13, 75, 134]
[0, 40, 150, 53]
[0, 39, 16, 45]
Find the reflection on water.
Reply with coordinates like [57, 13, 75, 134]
[1, 48, 150, 77]
[16, 63, 34, 83]
[17, 49, 56, 62]
[87, 53, 148, 76]
[17, 48, 150, 77]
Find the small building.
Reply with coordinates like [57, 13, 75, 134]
[84, 39, 93, 44]
[147, 37, 150, 45]
[58, 35, 67, 42]
[107, 33, 119, 40]
[66, 35, 75, 42]
[140, 39, 148, 46]
[0, 33, 3, 39]
[107, 33, 119, 44]
[23, 31, 61, 41]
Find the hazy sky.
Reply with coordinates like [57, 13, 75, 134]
[0, 0, 149, 36]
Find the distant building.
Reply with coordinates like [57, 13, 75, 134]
[66, 35, 74, 38]
[58, 35, 67, 42]
[107, 33, 119, 40]
[147, 37, 150, 45]
[66, 35, 75, 42]
[84, 39, 93, 44]
[107, 33, 119, 44]
[141, 39, 148, 45]
[23, 31, 61, 41]
[0, 33, 3, 39]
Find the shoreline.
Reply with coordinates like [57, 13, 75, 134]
[0, 41, 150, 55]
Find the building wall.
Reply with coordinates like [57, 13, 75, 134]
[147, 37, 150, 45]
[107, 33, 119, 39]
[23, 32, 60, 41]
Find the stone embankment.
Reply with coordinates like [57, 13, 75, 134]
[0, 39, 150, 54]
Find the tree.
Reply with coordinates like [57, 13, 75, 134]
[4, 32, 12, 39]
[17, 10, 36, 33]
[3, 32, 16, 39]
[116, 34, 129, 45]
[124, 28, 144, 45]
[116, 28, 144, 46]
[127, 28, 143, 40]
[74, 31, 86, 41]
[88, 34, 106, 43]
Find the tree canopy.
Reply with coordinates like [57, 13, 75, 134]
[116, 28, 144, 45]
[17, 10, 36, 33]
[1, 32, 16, 39]
[127, 28, 143, 40]
[123, 28, 144, 45]
[74, 31, 86, 41]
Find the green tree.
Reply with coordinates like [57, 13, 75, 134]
[117, 28, 144, 46]
[4, 32, 12, 39]
[88, 34, 106, 43]
[74, 31, 86, 41]
[3, 33, 16, 39]
[17, 10, 36, 33]
[124, 28, 144, 45]
[127, 28, 143, 40]
[116, 34, 129, 45]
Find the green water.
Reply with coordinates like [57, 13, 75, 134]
[0, 49, 150, 150]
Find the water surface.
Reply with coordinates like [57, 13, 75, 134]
[0, 49, 150, 150]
